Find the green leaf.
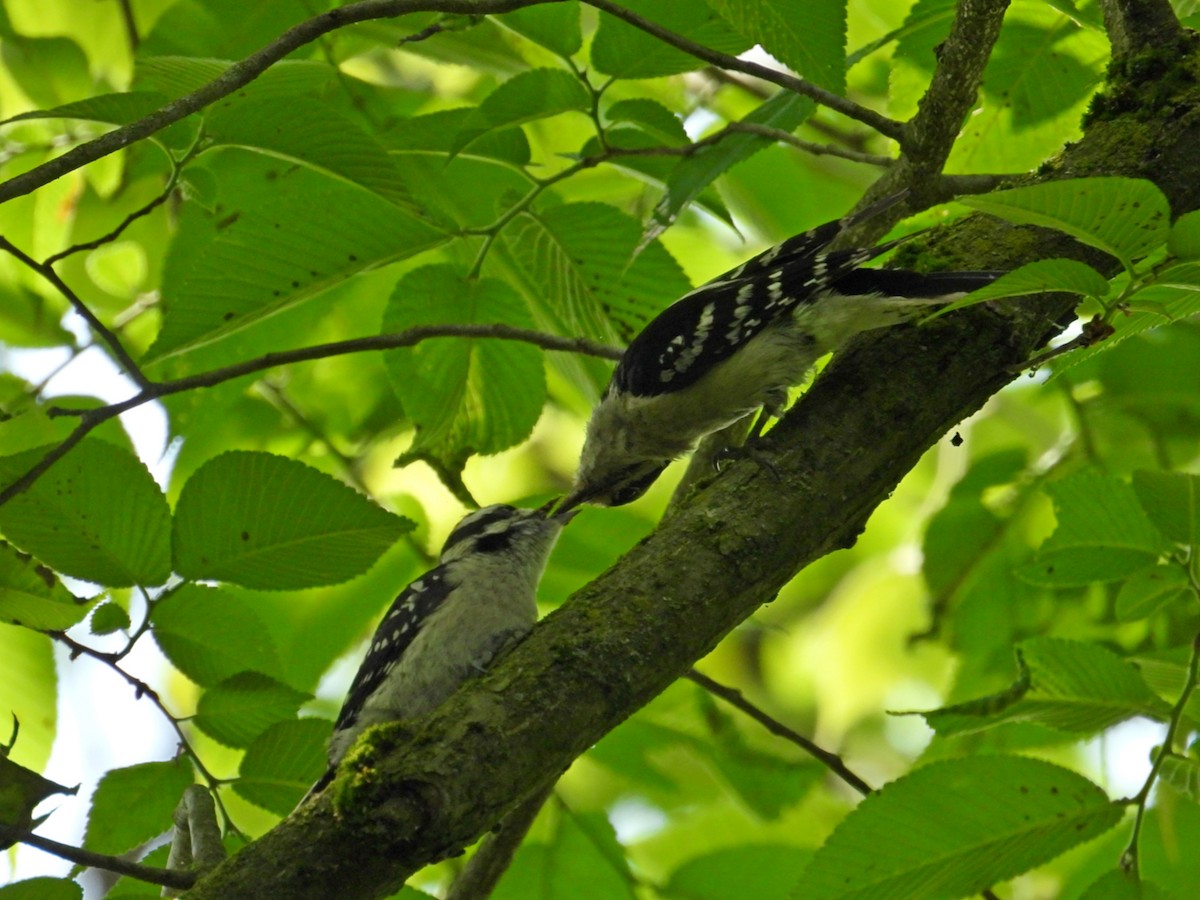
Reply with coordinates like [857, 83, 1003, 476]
[0, 541, 91, 630]
[1132, 647, 1200, 723]
[0, 879, 82, 900]
[451, 68, 590, 156]
[233, 719, 329, 816]
[1050, 263, 1200, 375]
[205, 96, 413, 208]
[135, 56, 334, 103]
[1159, 749, 1200, 805]
[706, 0, 846, 91]
[1169, 209, 1200, 260]
[1132, 470, 1200, 546]
[382, 265, 546, 469]
[1115, 566, 1193, 622]
[0, 411, 79, 457]
[494, 808, 637, 900]
[498, 3, 583, 58]
[695, 693, 822, 818]
[796, 755, 1124, 899]
[0, 33, 90, 109]
[173, 451, 412, 590]
[0, 440, 172, 587]
[934, 258, 1111, 315]
[706, 743, 822, 818]
[587, 719, 689, 793]
[89, 602, 130, 636]
[961, 178, 1171, 268]
[982, 20, 1102, 130]
[656, 91, 814, 232]
[146, 159, 447, 361]
[664, 845, 810, 900]
[194, 671, 310, 748]
[1080, 869, 1171, 899]
[0, 91, 168, 127]
[0, 751, 75, 848]
[84, 760, 194, 856]
[922, 449, 1027, 596]
[1018, 470, 1173, 587]
[920, 637, 1171, 735]
[0, 625, 55, 773]
[606, 98, 689, 146]
[384, 108, 531, 166]
[151, 585, 283, 687]
[503, 203, 691, 343]
[591, 0, 753, 79]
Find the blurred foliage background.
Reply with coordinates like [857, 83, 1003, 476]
[1, 0, 1199, 897]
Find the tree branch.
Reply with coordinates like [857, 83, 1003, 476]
[0, 324, 619, 509]
[580, 0, 905, 141]
[444, 782, 554, 900]
[45, 630, 241, 836]
[43, 160, 183, 265]
[0, 824, 194, 891]
[0, 236, 150, 388]
[0, 0, 548, 206]
[1098, 0, 1183, 58]
[685, 670, 872, 796]
[857, 0, 1013, 235]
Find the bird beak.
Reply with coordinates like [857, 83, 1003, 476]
[539, 496, 581, 522]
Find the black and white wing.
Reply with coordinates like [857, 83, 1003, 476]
[332, 567, 453, 734]
[611, 239, 907, 399]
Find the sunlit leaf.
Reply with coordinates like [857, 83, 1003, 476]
[234, 719, 329, 816]
[919, 637, 1171, 735]
[0, 541, 91, 630]
[0, 440, 171, 587]
[961, 178, 1171, 268]
[84, 760, 193, 856]
[173, 451, 412, 589]
[796, 756, 1123, 899]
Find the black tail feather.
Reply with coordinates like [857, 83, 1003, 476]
[833, 267, 1002, 299]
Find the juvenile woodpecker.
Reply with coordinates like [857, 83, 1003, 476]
[562, 200, 1001, 508]
[310, 502, 572, 796]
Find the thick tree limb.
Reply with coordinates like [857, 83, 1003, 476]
[1098, 0, 1184, 58]
[839, 0, 1011, 245]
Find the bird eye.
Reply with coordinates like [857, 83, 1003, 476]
[474, 531, 513, 553]
[607, 463, 669, 506]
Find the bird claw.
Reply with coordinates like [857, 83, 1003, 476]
[712, 443, 783, 482]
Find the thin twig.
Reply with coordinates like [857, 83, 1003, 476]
[722, 121, 893, 166]
[445, 781, 555, 900]
[1122, 630, 1200, 876]
[44, 630, 243, 839]
[115, 0, 140, 52]
[0, 236, 150, 387]
[685, 669, 873, 796]
[0, 323, 619, 509]
[581, 0, 904, 141]
[257, 381, 369, 493]
[44, 163, 182, 265]
[609, 121, 894, 168]
[0, 824, 194, 890]
[0, 0, 546, 206]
